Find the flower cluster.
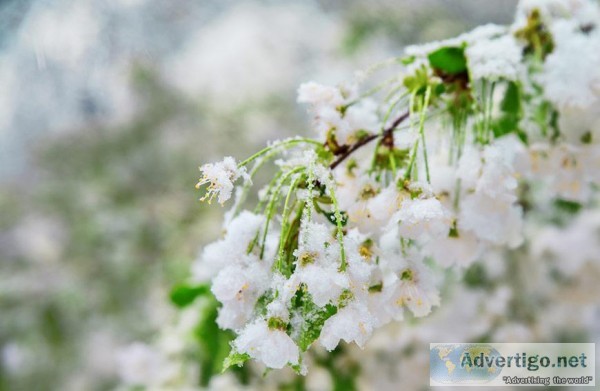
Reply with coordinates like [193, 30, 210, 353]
[187, 0, 600, 376]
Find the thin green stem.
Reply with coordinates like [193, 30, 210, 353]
[419, 86, 432, 183]
[232, 148, 280, 218]
[255, 171, 283, 214]
[276, 173, 304, 272]
[404, 92, 419, 181]
[238, 138, 321, 168]
[327, 183, 347, 272]
[260, 167, 304, 260]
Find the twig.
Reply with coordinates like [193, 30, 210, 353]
[329, 110, 410, 170]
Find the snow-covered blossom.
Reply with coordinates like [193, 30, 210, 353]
[297, 81, 378, 144]
[212, 262, 271, 330]
[192, 211, 268, 281]
[404, 23, 506, 58]
[467, 35, 523, 81]
[390, 260, 440, 318]
[234, 319, 299, 369]
[538, 19, 600, 110]
[392, 197, 450, 241]
[297, 81, 345, 108]
[527, 143, 596, 202]
[196, 156, 250, 205]
[425, 229, 481, 268]
[319, 300, 374, 351]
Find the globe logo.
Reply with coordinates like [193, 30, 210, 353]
[430, 344, 503, 384]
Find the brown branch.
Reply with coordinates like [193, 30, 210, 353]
[329, 110, 410, 170]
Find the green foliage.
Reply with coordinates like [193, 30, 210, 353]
[403, 65, 431, 95]
[313, 199, 348, 228]
[194, 297, 238, 385]
[313, 346, 360, 391]
[534, 100, 560, 140]
[427, 46, 467, 75]
[463, 263, 488, 288]
[254, 290, 275, 317]
[170, 283, 210, 308]
[553, 199, 582, 214]
[492, 81, 527, 142]
[222, 351, 251, 372]
[292, 287, 338, 351]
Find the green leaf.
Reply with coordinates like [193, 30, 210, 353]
[194, 296, 237, 385]
[427, 46, 467, 75]
[292, 287, 338, 351]
[169, 283, 210, 308]
[254, 290, 275, 317]
[501, 81, 521, 114]
[222, 351, 251, 371]
[493, 81, 527, 142]
[313, 199, 348, 227]
[554, 199, 582, 214]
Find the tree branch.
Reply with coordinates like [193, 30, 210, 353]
[329, 110, 410, 170]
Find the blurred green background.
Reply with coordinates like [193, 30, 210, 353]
[0, 1, 520, 390]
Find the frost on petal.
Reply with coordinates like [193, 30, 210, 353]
[425, 229, 482, 268]
[457, 146, 482, 189]
[319, 301, 373, 351]
[336, 98, 379, 145]
[192, 211, 266, 281]
[297, 81, 345, 107]
[212, 263, 271, 330]
[459, 193, 523, 248]
[538, 20, 600, 111]
[392, 261, 440, 318]
[367, 278, 404, 327]
[394, 198, 450, 241]
[197, 156, 250, 205]
[466, 34, 523, 81]
[234, 320, 299, 369]
[295, 264, 348, 307]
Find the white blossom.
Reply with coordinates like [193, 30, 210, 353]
[538, 20, 600, 111]
[319, 300, 374, 351]
[197, 156, 250, 205]
[467, 35, 523, 81]
[234, 320, 299, 369]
